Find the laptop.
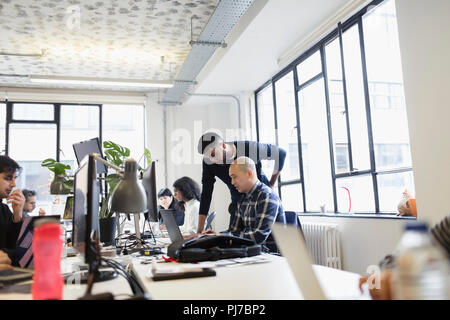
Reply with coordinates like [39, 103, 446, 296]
[160, 209, 184, 244]
[271, 223, 327, 300]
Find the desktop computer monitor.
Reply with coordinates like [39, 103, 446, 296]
[72, 154, 99, 264]
[141, 161, 158, 223]
[72, 154, 116, 283]
[73, 137, 107, 174]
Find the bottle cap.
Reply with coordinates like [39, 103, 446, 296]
[404, 221, 428, 232]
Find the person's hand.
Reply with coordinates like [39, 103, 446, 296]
[7, 189, 25, 222]
[159, 224, 167, 231]
[0, 250, 12, 272]
[359, 269, 392, 300]
[183, 233, 200, 240]
[201, 230, 217, 236]
[38, 208, 46, 216]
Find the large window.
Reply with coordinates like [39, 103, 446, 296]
[255, 0, 414, 215]
[2, 102, 145, 214]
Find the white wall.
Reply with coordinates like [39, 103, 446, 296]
[299, 215, 406, 274]
[145, 93, 167, 192]
[395, 0, 450, 226]
[165, 97, 241, 231]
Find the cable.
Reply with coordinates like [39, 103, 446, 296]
[101, 257, 147, 296]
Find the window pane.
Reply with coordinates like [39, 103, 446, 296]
[280, 183, 303, 212]
[375, 143, 411, 170]
[60, 105, 100, 174]
[325, 38, 350, 174]
[274, 72, 300, 181]
[102, 104, 146, 167]
[296, 50, 322, 85]
[256, 85, 276, 145]
[256, 85, 276, 179]
[298, 79, 333, 212]
[0, 104, 5, 153]
[378, 171, 415, 213]
[363, 0, 413, 170]
[342, 25, 371, 171]
[13, 104, 54, 121]
[336, 175, 374, 213]
[8, 123, 57, 210]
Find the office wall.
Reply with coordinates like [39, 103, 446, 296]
[164, 98, 241, 231]
[395, 0, 450, 226]
[145, 93, 167, 193]
[299, 215, 405, 274]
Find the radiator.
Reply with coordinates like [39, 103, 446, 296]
[301, 222, 342, 270]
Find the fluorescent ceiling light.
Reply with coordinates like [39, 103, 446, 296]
[29, 75, 173, 88]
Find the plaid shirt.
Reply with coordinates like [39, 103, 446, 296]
[224, 181, 285, 244]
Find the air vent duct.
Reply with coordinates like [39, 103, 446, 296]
[160, 0, 254, 105]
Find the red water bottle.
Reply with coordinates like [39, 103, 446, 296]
[31, 222, 64, 300]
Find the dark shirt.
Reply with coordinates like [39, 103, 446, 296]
[0, 203, 23, 260]
[157, 201, 185, 226]
[199, 140, 287, 216]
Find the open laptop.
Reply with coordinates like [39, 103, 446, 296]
[160, 209, 184, 244]
[271, 223, 368, 300]
[271, 223, 327, 300]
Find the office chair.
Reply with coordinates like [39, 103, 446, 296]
[284, 211, 305, 241]
[266, 211, 304, 254]
[204, 211, 216, 231]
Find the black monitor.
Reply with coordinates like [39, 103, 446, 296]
[71, 154, 116, 284]
[73, 138, 107, 174]
[141, 161, 158, 223]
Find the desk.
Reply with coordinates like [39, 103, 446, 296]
[0, 254, 370, 300]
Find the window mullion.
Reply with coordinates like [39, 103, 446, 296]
[321, 44, 338, 213]
[55, 104, 61, 162]
[293, 67, 307, 213]
[358, 17, 379, 213]
[338, 22, 354, 172]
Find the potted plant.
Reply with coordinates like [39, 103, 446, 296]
[99, 141, 151, 244]
[41, 159, 74, 218]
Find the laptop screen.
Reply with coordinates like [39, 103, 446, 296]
[160, 209, 184, 243]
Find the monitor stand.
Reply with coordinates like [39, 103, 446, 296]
[64, 269, 118, 284]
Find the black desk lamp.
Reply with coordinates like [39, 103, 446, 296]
[91, 154, 147, 249]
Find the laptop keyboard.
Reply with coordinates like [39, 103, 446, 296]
[0, 269, 31, 276]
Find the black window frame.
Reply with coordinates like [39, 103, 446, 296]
[254, 0, 414, 216]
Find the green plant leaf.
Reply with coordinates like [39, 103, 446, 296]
[144, 148, 151, 166]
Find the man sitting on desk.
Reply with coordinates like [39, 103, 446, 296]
[203, 156, 285, 246]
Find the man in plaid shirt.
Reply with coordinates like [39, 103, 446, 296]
[204, 156, 285, 245]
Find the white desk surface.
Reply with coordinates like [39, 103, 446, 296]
[0, 253, 369, 300]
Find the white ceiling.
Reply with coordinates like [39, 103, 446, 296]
[194, 0, 352, 96]
[0, 0, 220, 91]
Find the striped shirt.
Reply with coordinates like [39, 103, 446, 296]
[223, 181, 285, 244]
[431, 213, 450, 258]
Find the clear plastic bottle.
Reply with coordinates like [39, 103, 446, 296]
[392, 222, 450, 300]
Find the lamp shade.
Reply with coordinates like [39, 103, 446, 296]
[110, 158, 147, 213]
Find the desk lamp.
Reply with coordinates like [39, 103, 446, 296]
[91, 154, 147, 250]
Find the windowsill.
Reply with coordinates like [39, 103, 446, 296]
[297, 212, 417, 220]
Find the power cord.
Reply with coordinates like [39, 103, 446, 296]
[101, 257, 149, 297]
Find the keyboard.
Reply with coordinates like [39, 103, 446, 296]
[0, 267, 34, 285]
